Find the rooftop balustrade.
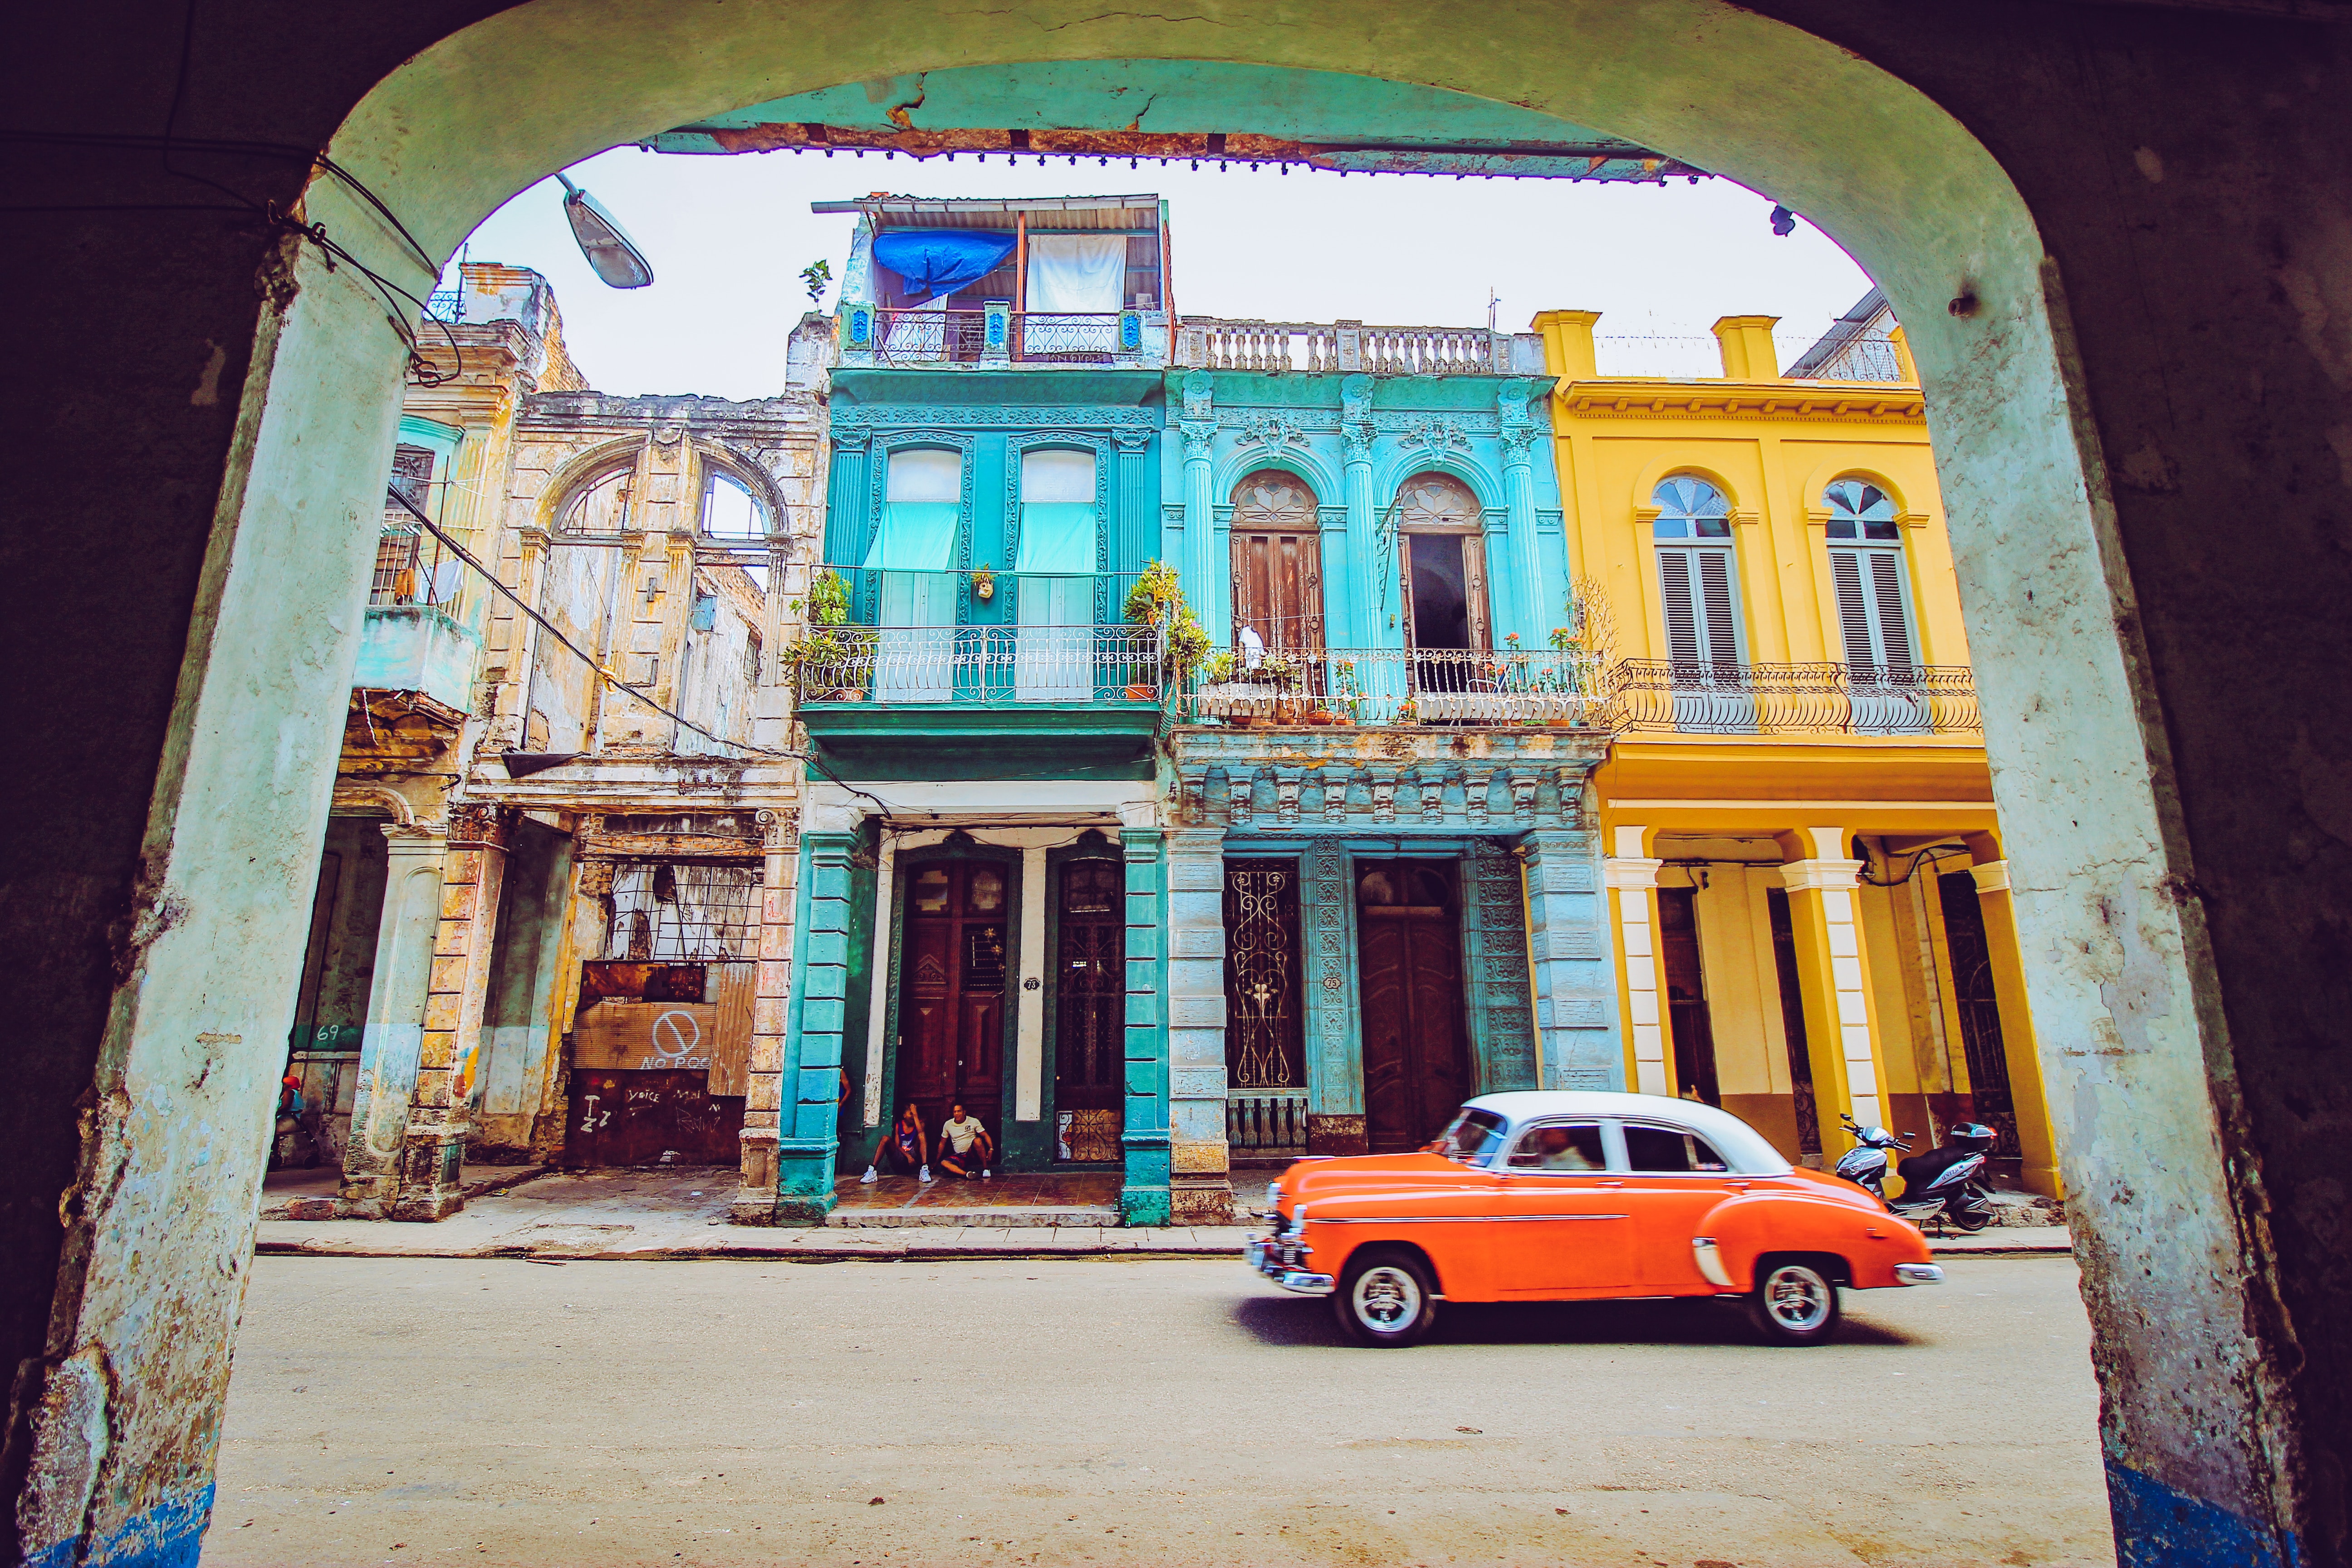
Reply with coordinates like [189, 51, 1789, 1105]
[1173, 318, 1550, 376]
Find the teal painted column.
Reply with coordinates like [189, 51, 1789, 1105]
[776, 830, 855, 1220]
[1522, 825, 1620, 1091]
[1341, 374, 1381, 647]
[1498, 381, 1548, 645]
[1177, 370, 1220, 642]
[1119, 826, 1171, 1225]
[1115, 431, 1153, 575]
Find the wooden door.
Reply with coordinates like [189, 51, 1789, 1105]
[1229, 469, 1323, 655]
[1656, 887, 1720, 1105]
[897, 861, 1010, 1139]
[1355, 860, 1472, 1153]
[1054, 858, 1124, 1161]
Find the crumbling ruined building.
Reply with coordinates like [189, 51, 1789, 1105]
[280, 262, 834, 1224]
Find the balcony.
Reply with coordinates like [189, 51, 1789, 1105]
[1173, 318, 1549, 376]
[792, 579, 1168, 780]
[838, 306, 1167, 370]
[353, 526, 478, 711]
[1605, 660, 1981, 737]
[1176, 646, 1609, 728]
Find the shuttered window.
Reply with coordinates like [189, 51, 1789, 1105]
[1651, 477, 1743, 674]
[1822, 480, 1916, 680]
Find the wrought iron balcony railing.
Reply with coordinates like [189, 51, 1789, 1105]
[1177, 646, 1611, 728]
[1604, 659, 1980, 737]
[792, 622, 1166, 707]
[839, 307, 1164, 368]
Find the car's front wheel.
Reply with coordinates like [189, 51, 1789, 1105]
[1334, 1247, 1439, 1348]
[1748, 1257, 1843, 1346]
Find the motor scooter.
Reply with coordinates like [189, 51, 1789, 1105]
[1833, 1113, 1997, 1232]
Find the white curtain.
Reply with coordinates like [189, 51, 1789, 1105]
[1015, 449, 1098, 700]
[872, 449, 963, 700]
[1024, 234, 1126, 354]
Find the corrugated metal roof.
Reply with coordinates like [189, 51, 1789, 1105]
[811, 193, 1161, 230]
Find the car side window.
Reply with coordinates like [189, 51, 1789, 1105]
[1506, 1121, 1610, 1173]
[1623, 1123, 1732, 1174]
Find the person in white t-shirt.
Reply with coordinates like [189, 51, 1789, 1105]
[937, 1102, 994, 1180]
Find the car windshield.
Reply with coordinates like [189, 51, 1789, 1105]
[1435, 1107, 1509, 1165]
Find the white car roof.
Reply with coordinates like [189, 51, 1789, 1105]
[1462, 1090, 1795, 1176]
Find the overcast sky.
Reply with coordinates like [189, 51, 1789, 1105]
[452, 145, 1878, 399]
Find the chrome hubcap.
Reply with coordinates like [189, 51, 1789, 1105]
[1764, 1266, 1831, 1331]
[1352, 1265, 1421, 1330]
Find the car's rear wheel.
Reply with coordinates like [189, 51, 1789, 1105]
[1748, 1257, 1842, 1346]
[1334, 1247, 1439, 1348]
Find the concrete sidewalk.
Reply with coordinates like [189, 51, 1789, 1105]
[254, 1166, 2072, 1263]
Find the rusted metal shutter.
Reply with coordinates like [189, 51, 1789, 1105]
[706, 961, 756, 1096]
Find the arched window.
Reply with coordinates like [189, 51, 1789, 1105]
[560, 465, 634, 534]
[700, 466, 765, 539]
[1649, 476, 1742, 671]
[1228, 469, 1322, 652]
[1821, 479, 1916, 676]
[1396, 472, 1489, 654]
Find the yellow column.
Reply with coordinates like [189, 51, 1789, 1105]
[1969, 856, 2063, 1198]
[1711, 315, 1782, 380]
[1777, 828, 1894, 1152]
[1604, 825, 1670, 1095]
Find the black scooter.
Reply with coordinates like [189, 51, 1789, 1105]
[1833, 1113, 1998, 1232]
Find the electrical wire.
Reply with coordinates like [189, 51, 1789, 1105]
[382, 484, 896, 815]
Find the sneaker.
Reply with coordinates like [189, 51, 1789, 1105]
[982, 1168, 992, 1179]
[919, 1165, 933, 1183]
[859, 1166, 877, 1184]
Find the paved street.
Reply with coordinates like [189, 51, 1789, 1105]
[211, 1255, 2112, 1567]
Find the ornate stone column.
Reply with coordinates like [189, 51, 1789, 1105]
[736, 806, 799, 1223]
[1298, 836, 1364, 1152]
[537, 853, 615, 1164]
[1778, 828, 1895, 1147]
[1969, 854, 2063, 1197]
[1177, 370, 1219, 641]
[340, 822, 446, 1209]
[391, 803, 510, 1220]
[1603, 827, 1670, 1096]
[1523, 827, 1617, 1089]
[1114, 430, 1154, 579]
[1341, 374, 1380, 647]
[1497, 380, 1548, 646]
[1164, 827, 1229, 1223]
[1119, 821, 1171, 1226]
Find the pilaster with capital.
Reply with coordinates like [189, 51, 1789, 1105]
[341, 822, 448, 1207]
[391, 803, 512, 1220]
[1165, 828, 1230, 1223]
[1497, 380, 1548, 646]
[735, 805, 801, 1220]
[1777, 841, 1895, 1144]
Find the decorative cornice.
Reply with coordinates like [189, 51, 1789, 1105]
[1603, 856, 1664, 891]
[1779, 857, 1864, 894]
[1969, 858, 2011, 894]
[1556, 379, 1928, 425]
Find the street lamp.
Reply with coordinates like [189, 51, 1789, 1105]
[556, 173, 654, 289]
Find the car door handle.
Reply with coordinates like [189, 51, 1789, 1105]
[1598, 1180, 1625, 1187]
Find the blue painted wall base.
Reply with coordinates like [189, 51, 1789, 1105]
[27, 1482, 211, 1568]
[2107, 1457, 2299, 1568]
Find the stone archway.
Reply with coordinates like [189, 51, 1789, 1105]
[13, 5, 2344, 1567]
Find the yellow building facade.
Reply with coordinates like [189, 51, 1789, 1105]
[1533, 304, 2058, 1197]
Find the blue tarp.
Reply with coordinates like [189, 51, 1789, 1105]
[872, 229, 1017, 301]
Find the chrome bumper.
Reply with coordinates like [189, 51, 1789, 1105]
[1894, 1262, 1945, 1285]
[1245, 1235, 1335, 1296]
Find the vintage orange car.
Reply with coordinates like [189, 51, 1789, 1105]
[1245, 1090, 1943, 1346]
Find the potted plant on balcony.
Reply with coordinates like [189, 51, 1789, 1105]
[788, 569, 874, 701]
[1123, 559, 1209, 704]
[1538, 578, 1618, 727]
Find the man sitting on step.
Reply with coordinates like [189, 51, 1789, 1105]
[937, 1102, 995, 1181]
